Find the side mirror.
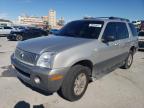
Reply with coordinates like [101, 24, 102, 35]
[102, 35, 115, 43]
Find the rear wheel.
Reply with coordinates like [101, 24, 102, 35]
[58, 65, 90, 101]
[121, 50, 133, 69]
[16, 35, 23, 41]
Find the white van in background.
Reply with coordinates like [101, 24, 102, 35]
[0, 26, 13, 37]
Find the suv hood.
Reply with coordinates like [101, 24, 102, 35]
[17, 35, 94, 54]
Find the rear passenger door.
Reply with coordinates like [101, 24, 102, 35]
[116, 22, 130, 61]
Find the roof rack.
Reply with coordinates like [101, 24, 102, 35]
[109, 17, 130, 22]
[83, 16, 130, 22]
[83, 16, 96, 19]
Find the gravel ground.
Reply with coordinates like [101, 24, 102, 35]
[0, 37, 144, 108]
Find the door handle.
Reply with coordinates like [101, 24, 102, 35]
[114, 43, 120, 46]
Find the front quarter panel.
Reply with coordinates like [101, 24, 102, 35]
[52, 41, 97, 69]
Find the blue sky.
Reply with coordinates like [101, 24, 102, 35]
[0, 0, 144, 22]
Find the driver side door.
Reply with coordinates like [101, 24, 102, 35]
[93, 22, 121, 77]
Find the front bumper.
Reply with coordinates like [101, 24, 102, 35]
[7, 34, 16, 40]
[11, 54, 69, 93]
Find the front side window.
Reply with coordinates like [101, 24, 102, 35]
[103, 22, 117, 40]
[128, 23, 138, 37]
[116, 22, 129, 39]
[56, 20, 104, 39]
[103, 22, 129, 41]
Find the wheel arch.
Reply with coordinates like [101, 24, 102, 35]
[72, 60, 93, 76]
[130, 46, 136, 54]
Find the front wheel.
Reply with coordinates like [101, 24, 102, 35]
[16, 35, 23, 41]
[121, 50, 133, 69]
[58, 65, 90, 101]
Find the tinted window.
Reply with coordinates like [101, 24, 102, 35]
[138, 32, 144, 37]
[4, 27, 12, 29]
[103, 22, 117, 39]
[56, 20, 104, 39]
[116, 22, 129, 39]
[128, 23, 138, 36]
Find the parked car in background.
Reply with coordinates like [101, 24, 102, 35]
[138, 31, 144, 50]
[132, 20, 141, 26]
[49, 29, 59, 34]
[7, 27, 48, 41]
[12, 26, 27, 32]
[140, 21, 144, 31]
[11, 17, 138, 101]
[0, 26, 13, 37]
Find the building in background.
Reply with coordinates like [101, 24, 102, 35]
[0, 19, 13, 26]
[57, 17, 65, 26]
[41, 16, 49, 22]
[41, 16, 49, 29]
[14, 9, 64, 29]
[18, 15, 44, 27]
[48, 9, 56, 28]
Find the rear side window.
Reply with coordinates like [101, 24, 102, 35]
[116, 22, 129, 39]
[128, 23, 138, 36]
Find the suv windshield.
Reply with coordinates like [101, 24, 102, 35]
[138, 32, 144, 37]
[56, 20, 104, 39]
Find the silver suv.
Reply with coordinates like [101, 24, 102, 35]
[11, 17, 138, 101]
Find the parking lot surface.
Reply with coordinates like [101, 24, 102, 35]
[0, 37, 144, 108]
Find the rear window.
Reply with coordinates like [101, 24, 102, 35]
[128, 23, 138, 36]
[138, 32, 144, 37]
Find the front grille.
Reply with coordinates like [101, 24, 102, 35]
[15, 48, 38, 65]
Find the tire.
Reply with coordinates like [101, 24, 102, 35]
[58, 65, 90, 101]
[16, 35, 23, 41]
[121, 50, 133, 69]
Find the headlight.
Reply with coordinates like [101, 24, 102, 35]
[36, 52, 55, 68]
